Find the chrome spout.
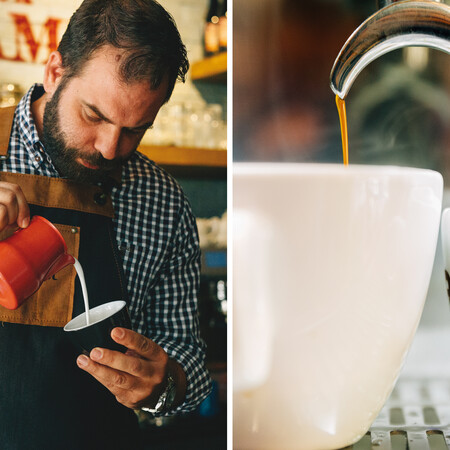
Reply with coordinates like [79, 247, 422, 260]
[330, 0, 450, 99]
[376, 0, 399, 8]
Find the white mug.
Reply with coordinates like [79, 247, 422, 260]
[441, 208, 450, 300]
[233, 163, 443, 450]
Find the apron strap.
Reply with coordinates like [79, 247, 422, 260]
[0, 172, 115, 218]
[0, 106, 16, 159]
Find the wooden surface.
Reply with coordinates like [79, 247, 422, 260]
[138, 145, 227, 168]
[191, 53, 227, 83]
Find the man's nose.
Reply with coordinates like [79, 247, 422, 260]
[94, 125, 121, 160]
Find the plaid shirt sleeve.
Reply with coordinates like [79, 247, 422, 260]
[112, 152, 212, 414]
[144, 194, 212, 413]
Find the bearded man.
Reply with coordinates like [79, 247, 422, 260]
[0, 1, 211, 448]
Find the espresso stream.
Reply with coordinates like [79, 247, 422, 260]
[336, 95, 349, 165]
[74, 258, 91, 325]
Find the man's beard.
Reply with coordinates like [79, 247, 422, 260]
[42, 79, 126, 184]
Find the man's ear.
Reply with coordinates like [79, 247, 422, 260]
[43, 51, 65, 95]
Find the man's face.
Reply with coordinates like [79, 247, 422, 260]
[42, 46, 168, 184]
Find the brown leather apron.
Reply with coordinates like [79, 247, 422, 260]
[0, 106, 142, 449]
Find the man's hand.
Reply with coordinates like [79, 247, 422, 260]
[76, 327, 186, 410]
[0, 182, 30, 232]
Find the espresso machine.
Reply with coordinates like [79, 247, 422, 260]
[330, 0, 450, 100]
[329, 1, 450, 448]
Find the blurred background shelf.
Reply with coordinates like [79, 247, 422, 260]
[191, 53, 227, 84]
[139, 144, 227, 168]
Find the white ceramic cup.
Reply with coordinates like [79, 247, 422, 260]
[441, 208, 450, 300]
[233, 163, 443, 450]
[64, 300, 132, 354]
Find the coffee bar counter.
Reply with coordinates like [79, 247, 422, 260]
[337, 328, 450, 449]
[138, 145, 227, 168]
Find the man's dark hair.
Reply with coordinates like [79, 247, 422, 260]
[57, 0, 189, 102]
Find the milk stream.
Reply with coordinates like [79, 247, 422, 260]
[74, 258, 90, 325]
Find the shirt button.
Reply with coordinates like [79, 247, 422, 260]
[34, 155, 41, 162]
[94, 192, 107, 205]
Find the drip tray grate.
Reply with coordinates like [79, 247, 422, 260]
[341, 379, 450, 449]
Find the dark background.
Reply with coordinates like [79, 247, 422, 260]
[233, 0, 450, 183]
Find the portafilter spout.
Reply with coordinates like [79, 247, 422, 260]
[330, 0, 450, 99]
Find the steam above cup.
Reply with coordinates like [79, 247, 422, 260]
[0, 216, 75, 310]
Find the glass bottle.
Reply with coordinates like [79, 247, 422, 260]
[204, 0, 219, 57]
[218, 0, 227, 53]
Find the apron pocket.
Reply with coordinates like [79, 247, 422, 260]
[0, 224, 80, 327]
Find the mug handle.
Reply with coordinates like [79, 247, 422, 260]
[441, 208, 450, 300]
[233, 209, 274, 392]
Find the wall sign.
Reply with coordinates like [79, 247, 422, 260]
[0, 0, 82, 91]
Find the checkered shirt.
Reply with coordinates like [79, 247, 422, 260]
[1, 84, 211, 413]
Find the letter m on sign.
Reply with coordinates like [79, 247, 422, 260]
[9, 13, 62, 63]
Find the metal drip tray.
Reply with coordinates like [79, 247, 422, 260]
[343, 379, 450, 449]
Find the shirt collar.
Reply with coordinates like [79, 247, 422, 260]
[15, 84, 57, 172]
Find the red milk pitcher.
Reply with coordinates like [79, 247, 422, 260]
[0, 215, 75, 310]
